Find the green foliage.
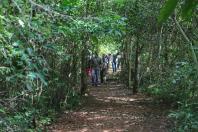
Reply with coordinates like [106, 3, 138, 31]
[0, 0, 197, 131]
[169, 102, 198, 131]
[143, 61, 198, 131]
[181, 0, 198, 20]
[1, 0, 125, 130]
[98, 37, 120, 55]
[0, 108, 55, 132]
[156, 0, 198, 130]
[158, 0, 179, 23]
[64, 90, 80, 109]
[62, 0, 79, 6]
[144, 62, 197, 102]
[158, 0, 198, 23]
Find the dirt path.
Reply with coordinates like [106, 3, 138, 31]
[48, 80, 172, 132]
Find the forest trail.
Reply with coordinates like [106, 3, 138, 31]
[48, 72, 172, 132]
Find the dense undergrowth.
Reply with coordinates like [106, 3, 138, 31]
[142, 63, 198, 131]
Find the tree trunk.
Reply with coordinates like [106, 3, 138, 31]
[174, 14, 198, 73]
[128, 38, 132, 89]
[80, 0, 90, 95]
[80, 38, 88, 95]
[133, 36, 139, 94]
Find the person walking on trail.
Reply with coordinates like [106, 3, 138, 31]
[117, 52, 121, 69]
[86, 55, 92, 82]
[107, 54, 111, 70]
[100, 54, 108, 84]
[90, 54, 102, 86]
[112, 54, 117, 73]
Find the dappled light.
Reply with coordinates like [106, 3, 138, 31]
[1, 0, 197, 131]
[106, 97, 137, 102]
[49, 78, 171, 131]
[95, 96, 138, 104]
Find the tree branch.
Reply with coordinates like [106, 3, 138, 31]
[28, 0, 73, 20]
[11, 0, 22, 13]
[28, 0, 100, 21]
[174, 13, 198, 72]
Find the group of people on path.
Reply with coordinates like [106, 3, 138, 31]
[86, 53, 121, 86]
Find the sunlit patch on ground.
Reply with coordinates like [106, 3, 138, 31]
[106, 96, 137, 102]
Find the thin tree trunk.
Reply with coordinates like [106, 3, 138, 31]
[80, 43, 88, 95]
[158, 26, 163, 72]
[80, 0, 89, 95]
[133, 36, 139, 94]
[128, 37, 132, 89]
[174, 14, 198, 72]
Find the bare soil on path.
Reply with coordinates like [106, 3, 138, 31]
[48, 79, 172, 132]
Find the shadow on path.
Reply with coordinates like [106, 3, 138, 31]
[48, 80, 172, 132]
